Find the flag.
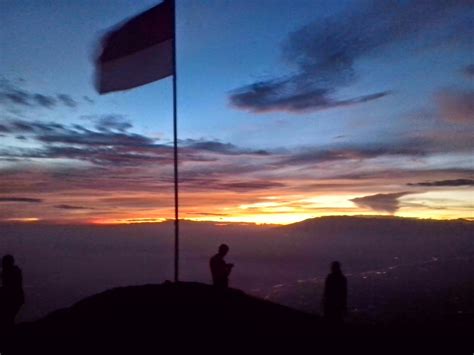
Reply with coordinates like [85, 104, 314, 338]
[96, 0, 174, 94]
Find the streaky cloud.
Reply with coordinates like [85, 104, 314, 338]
[54, 204, 93, 210]
[0, 78, 79, 110]
[436, 89, 474, 123]
[214, 180, 286, 192]
[183, 139, 269, 155]
[81, 114, 132, 132]
[351, 192, 415, 214]
[0, 197, 42, 203]
[408, 179, 474, 187]
[230, 78, 389, 113]
[229, 0, 472, 114]
[57, 94, 77, 108]
[278, 141, 429, 166]
[33, 94, 56, 108]
[0, 120, 271, 168]
[464, 64, 474, 78]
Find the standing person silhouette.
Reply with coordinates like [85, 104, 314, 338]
[0, 255, 25, 333]
[322, 261, 347, 325]
[210, 244, 234, 288]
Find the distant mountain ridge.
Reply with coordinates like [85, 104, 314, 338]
[2, 214, 473, 227]
[281, 214, 473, 231]
[2, 215, 473, 325]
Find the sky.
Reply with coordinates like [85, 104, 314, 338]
[0, 0, 473, 224]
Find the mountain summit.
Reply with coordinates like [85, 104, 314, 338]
[6, 281, 471, 354]
[7, 282, 320, 354]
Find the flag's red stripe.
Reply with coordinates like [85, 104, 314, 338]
[99, 0, 174, 63]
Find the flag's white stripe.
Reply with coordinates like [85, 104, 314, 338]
[98, 39, 173, 93]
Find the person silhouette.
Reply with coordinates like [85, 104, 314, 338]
[322, 261, 347, 325]
[0, 255, 25, 333]
[210, 244, 234, 288]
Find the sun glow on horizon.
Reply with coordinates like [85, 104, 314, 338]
[5, 218, 40, 223]
[1, 0, 473, 230]
[1, 188, 472, 225]
[92, 217, 167, 225]
[74, 213, 474, 226]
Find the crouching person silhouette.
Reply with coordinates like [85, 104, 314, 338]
[322, 261, 347, 326]
[210, 244, 233, 288]
[0, 255, 25, 335]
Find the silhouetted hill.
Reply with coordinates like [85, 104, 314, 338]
[5, 282, 472, 355]
[6, 282, 319, 354]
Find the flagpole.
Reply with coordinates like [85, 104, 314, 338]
[171, 0, 179, 282]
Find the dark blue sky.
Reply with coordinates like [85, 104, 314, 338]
[1, 0, 473, 223]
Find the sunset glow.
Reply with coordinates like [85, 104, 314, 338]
[1, 0, 473, 225]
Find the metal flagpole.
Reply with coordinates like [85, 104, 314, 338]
[171, 0, 179, 282]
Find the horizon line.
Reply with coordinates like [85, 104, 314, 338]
[2, 214, 473, 227]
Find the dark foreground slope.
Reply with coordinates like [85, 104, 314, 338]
[4, 282, 473, 355]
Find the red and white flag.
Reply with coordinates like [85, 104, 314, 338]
[96, 0, 174, 94]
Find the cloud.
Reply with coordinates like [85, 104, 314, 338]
[408, 179, 474, 187]
[54, 204, 92, 210]
[33, 94, 56, 108]
[351, 192, 414, 214]
[464, 64, 474, 78]
[183, 139, 269, 155]
[0, 120, 271, 168]
[83, 96, 95, 104]
[278, 140, 430, 166]
[0, 89, 30, 106]
[0, 119, 170, 166]
[229, 0, 472, 113]
[0, 197, 42, 203]
[2, 120, 269, 157]
[214, 180, 285, 192]
[1, 133, 472, 221]
[57, 94, 77, 108]
[0, 116, 470, 175]
[436, 89, 474, 123]
[38, 128, 153, 148]
[185, 212, 228, 216]
[0, 79, 79, 110]
[1, 118, 154, 147]
[332, 168, 474, 181]
[1, 143, 172, 167]
[230, 79, 389, 113]
[82, 114, 132, 132]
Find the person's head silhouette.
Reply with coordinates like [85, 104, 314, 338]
[218, 244, 229, 257]
[331, 261, 341, 273]
[2, 254, 15, 269]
